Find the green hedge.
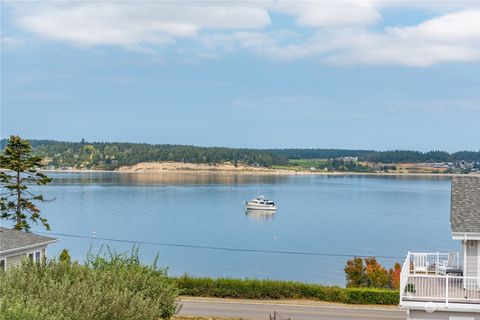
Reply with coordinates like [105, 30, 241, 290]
[175, 276, 399, 305]
[343, 288, 399, 305]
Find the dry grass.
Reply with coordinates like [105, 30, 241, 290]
[394, 162, 447, 173]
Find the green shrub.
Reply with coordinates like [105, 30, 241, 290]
[59, 248, 71, 265]
[344, 288, 399, 304]
[175, 275, 399, 305]
[404, 283, 416, 293]
[0, 248, 179, 320]
[0, 300, 58, 320]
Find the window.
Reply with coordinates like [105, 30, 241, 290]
[0, 259, 5, 271]
[28, 251, 41, 262]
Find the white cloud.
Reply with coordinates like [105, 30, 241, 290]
[273, 1, 381, 27]
[1, 36, 24, 50]
[389, 10, 480, 43]
[16, 2, 271, 46]
[206, 10, 480, 66]
[6, 1, 480, 66]
[330, 10, 480, 66]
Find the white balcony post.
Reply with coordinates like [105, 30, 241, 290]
[445, 274, 449, 306]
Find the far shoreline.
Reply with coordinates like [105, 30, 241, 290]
[39, 168, 477, 178]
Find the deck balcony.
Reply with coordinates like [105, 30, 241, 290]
[400, 252, 480, 311]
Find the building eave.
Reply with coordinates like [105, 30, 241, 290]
[452, 232, 480, 240]
[0, 239, 59, 256]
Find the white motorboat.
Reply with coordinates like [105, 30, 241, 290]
[245, 196, 276, 211]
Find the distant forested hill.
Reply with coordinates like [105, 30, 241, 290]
[1, 139, 479, 170]
[0, 139, 287, 169]
[265, 149, 374, 160]
[360, 150, 480, 163]
[269, 149, 480, 163]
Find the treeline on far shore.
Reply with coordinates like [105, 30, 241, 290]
[1, 138, 479, 170]
[1, 139, 287, 169]
[268, 148, 480, 163]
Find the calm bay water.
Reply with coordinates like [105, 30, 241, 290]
[28, 172, 455, 285]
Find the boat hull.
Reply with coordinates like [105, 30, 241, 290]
[245, 203, 277, 211]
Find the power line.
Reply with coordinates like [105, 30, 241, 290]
[37, 231, 404, 260]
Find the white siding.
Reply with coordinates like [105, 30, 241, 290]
[409, 310, 480, 320]
[6, 253, 25, 269]
[465, 240, 479, 277]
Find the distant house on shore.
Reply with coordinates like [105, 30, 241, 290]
[336, 156, 358, 162]
[0, 227, 58, 271]
[400, 176, 480, 319]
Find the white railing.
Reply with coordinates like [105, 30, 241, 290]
[400, 252, 480, 306]
[401, 274, 480, 304]
[406, 252, 461, 275]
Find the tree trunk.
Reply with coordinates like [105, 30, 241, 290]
[16, 170, 21, 228]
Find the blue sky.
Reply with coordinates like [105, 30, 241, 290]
[1, 1, 479, 151]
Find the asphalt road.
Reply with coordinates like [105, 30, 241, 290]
[179, 298, 407, 320]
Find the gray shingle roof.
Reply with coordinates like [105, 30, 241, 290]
[451, 176, 480, 233]
[0, 227, 57, 253]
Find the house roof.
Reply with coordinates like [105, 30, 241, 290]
[0, 227, 58, 254]
[451, 176, 480, 234]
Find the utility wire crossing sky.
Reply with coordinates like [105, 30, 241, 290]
[38, 231, 404, 260]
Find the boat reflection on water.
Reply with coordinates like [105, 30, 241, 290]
[245, 209, 276, 222]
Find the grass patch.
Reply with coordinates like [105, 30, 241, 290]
[271, 159, 329, 171]
[288, 159, 329, 168]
